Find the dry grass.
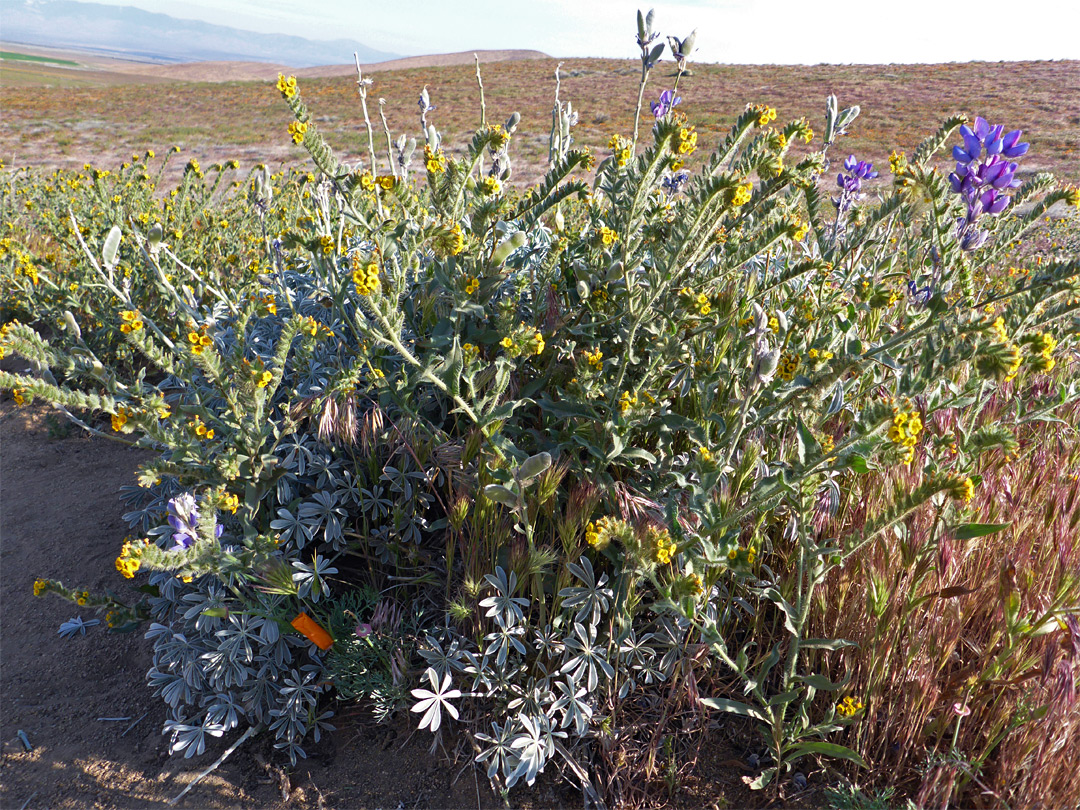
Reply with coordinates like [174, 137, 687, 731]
[816, 384, 1080, 807]
[1, 58, 1077, 185]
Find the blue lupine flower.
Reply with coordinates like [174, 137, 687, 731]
[651, 89, 681, 119]
[948, 116, 1029, 250]
[661, 171, 690, 195]
[834, 155, 878, 211]
[167, 493, 223, 551]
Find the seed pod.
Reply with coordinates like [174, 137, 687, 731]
[102, 225, 122, 269]
[491, 231, 526, 266]
[505, 111, 521, 134]
[63, 310, 81, 340]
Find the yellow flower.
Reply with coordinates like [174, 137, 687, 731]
[465, 277, 480, 295]
[479, 176, 501, 196]
[111, 408, 129, 432]
[792, 219, 809, 242]
[777, 352, 800, 382]
[434, 222, 465, 257]
[584, 348, 603, 369]
[302, 317, 319, 337]
[598, 226, 618, 247]
[276, 73, 298, 98]
[119, 310, 143, 333]
[619, 390, 639, 414]
[256, 370, 273, 388]
[287, 121, 309, 145]
[654, 530, 677, 565]
[837, 696, 863, 718]
[222, 492, 240, 514]
[377, 175, 395, 191]
[953, 477, 975, 503]
[12, 388, 26, 406]
[697, 445, 713, 463]
[500, 336, 514, 349]
[33, 578, 48, 597]
[424, 146, 446, 174]
[730, 182, 753, 207]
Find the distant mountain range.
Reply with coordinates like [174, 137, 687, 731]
[3, 0, 397, 66]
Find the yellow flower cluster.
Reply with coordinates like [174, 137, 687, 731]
[424, 145, 446, 174]
[485, 123, 510, 150]
[479, 176, 501, 196]
[888, 407, 922, 465]
[680, 287, 712, 316]
[791, 218, 810, 242]
[654, 529, 678, 564]
[256, 370, 273, 388]
[111, 408, 129, 432]
[889, 150, 908, 175]
[222, 492, 240, 513]
[991, 316, 1009, 343]
[119, 309, 143, 333]
[619, 390, 639, 414]
[777, 352, 800, 381]
[465, 276, 480, 295]
[608, 134, 633, 167]
[434, 222, 466, 257]
[352, 259, 381, 296]
[598, 226, 618, 247]
[752, 104, 777, 126]
[33, 578, 48, 597]
[697, 445, 713, 463]
[585, 516, 619, 550]
[115, 539, 143, 579]
[807, 348, 834, 361]
[12, 388, 26, 406]
[190, 415, 215, 441]
[837, 696, 863, 718]
[676, 126, 698, 156]
[583, 348, 603, 369]
[730, 182, 753, 207]
[301, 317, 320, 337]
[287, 121, 309, 145]
[1063, 185, 1079, 209]
[727, 545, 758, 565]
[188, 329, 213, 355]
[1026, 331, 1057, 372]
[463, 343, 479, 362]
[951, 476, 975, 503]
[276, 74, 298, 98]
[500, 326, 545, 358]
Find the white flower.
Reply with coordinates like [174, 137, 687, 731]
[410, 667, 461, 732]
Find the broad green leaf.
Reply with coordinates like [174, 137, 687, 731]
[698, 697, 769, 723]
[785, 741, 866, 768]
[954, 522, 1009, 540]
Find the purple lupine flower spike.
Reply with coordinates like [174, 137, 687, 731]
[949, 115, 1030, 251]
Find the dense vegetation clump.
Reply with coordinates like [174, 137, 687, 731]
[3, 9, 1079, 807]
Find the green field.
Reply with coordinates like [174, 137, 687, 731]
[0, 50, 79, 66]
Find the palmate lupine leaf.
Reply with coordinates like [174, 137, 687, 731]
[410, 667, 461, 733]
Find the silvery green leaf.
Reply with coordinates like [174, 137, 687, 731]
[826, 382, 844, 416]
[102, 225, 122, 268]
[516, 452, 552, 482]
[824, 95, 838, 143]
[484, 484, 519, 507]
[681, 30, 696, 55]
[148, 222, 163, 246]
[505, 111, 521, 133]
[637, 9, 646, 42]
[837, 105, 861, 131]
[58, 616, 100, 638]
[645, 8, 656, 33]
[648, 42, 665, 66]
[576, 279, 589, 299]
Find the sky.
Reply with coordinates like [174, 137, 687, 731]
[80, 0, 1079, 64]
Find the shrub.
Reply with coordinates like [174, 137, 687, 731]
[3, 8, 1079, 805]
